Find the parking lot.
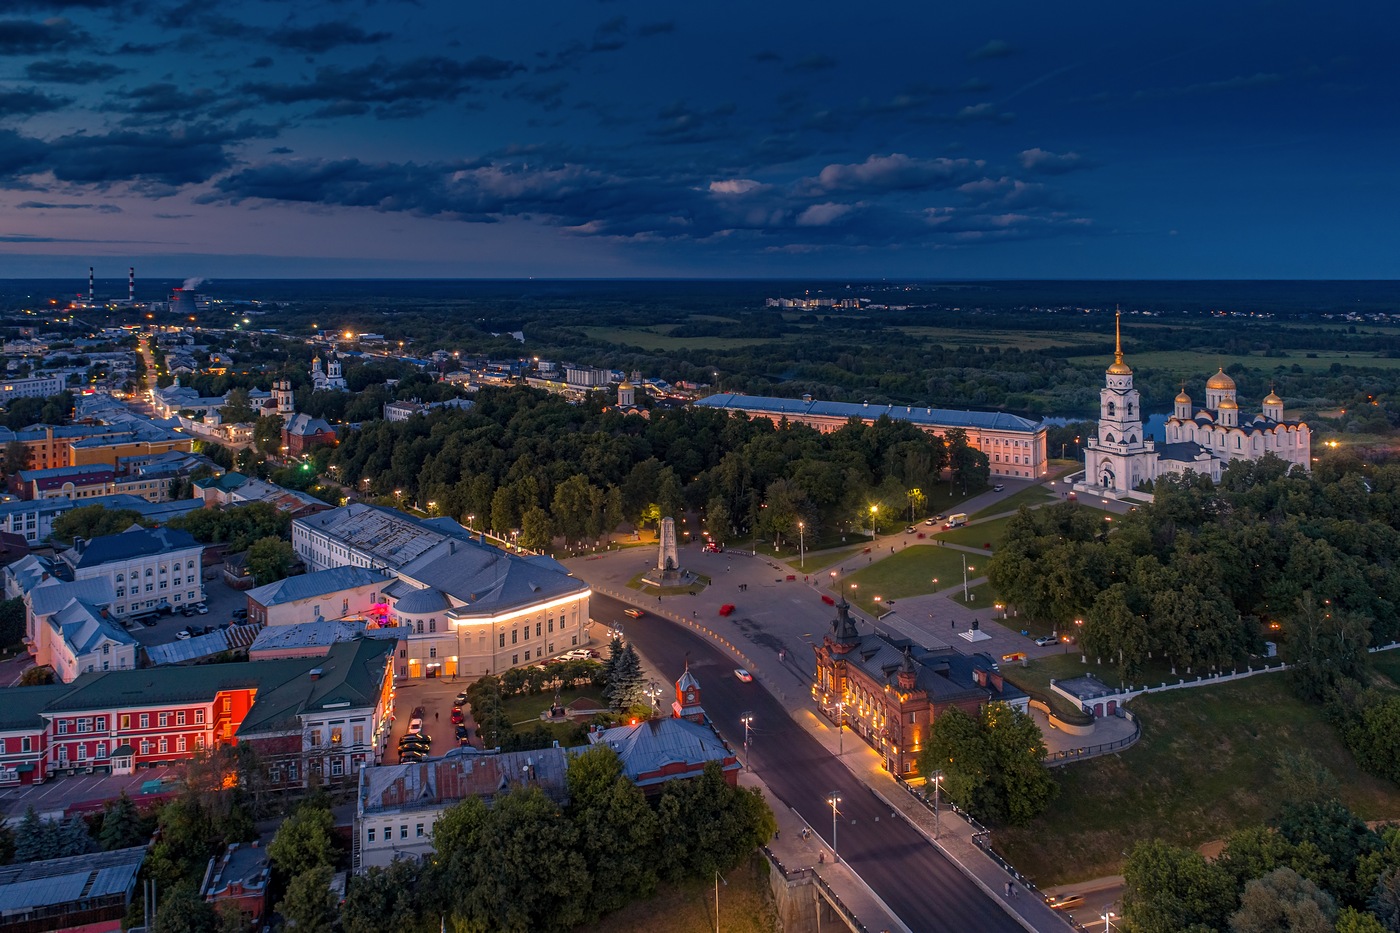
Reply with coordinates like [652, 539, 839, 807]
[385, 676, 479, 763]
[119, 573, 251, 650]
[0, 764, 180, 821]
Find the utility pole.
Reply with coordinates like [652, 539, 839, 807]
[741, 712, 754, 771]
[828, 792, 841, 861]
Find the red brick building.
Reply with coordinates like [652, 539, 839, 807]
[812, 598, 1028, 778]
[0, 638, 394, 786]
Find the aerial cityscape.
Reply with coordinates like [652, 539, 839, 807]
[1, 3, 1399, 933]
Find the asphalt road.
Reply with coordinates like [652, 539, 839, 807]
[591, 592, 1023, 933]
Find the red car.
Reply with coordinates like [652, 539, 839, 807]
[450, 710, 464, 725]
[719, 604, 736, 616]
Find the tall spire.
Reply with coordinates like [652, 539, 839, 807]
[1106, 307, 1132, 375]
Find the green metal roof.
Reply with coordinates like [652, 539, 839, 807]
[0, 684, 70, 732]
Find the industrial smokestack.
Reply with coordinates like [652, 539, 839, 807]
[88, 267, 94, 303]
[128, 267, 135, 303]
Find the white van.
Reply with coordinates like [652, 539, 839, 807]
[943, 513, 968, 529]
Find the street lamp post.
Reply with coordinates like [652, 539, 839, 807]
[963, 554, 969, 602]
[932, 770, 943, 839]
[714, 871, 727, 933]
[798, 521, 805, 570]
[836, 700, 844, 755]
[828, 792, 841, 861]
[1101, 910, 1117, 931]
[644, 680, 661, 717]
[740, 712, 754, 771]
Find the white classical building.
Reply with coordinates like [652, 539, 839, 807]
[310, 352, 347, 392]
[292, 504, 590, 680]
[1082, 314, 1311, 496]
[58, 526, 205, 619]
[24, 578, 138, 682]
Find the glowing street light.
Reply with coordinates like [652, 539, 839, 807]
[740, 712, 754, 770]
[931, 770, 943, 839]
[828, 792, 842, 860]
[798, 521, 805, 570]
[869, 504, 878, 538]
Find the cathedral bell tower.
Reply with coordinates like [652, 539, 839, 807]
[1097, 311, 1145, 453]
[673, 664, 706, 724]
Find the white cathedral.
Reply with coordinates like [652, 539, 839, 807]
[1082, 314, 1311, 496]
[310, 351, 347, 391]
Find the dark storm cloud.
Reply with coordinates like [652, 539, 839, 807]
[114, 41, 166, 55]
[1019, 148, 1092, 175]
[271, 21, 391, 53]
[0, 87, 72, 116]
[45, 123, 270, 186]
[25, 58, 125, 83]
[243, 55, 524, 112]
[0, 18, 87, 55]
[967, 39, 1013, 60]
[17, 200, 122, 213]
[105, 82, 218, 116]
[649, 100, 737, 142]
[0, 128, 47, 175]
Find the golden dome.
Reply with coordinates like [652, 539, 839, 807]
[1105, 308, 1131, 374]
[1175, 390, 1192, 404]
[1206, 368, 1236, 390]
[1263, 389, 1282, 405]
[618, 380, 633, 390]
[1217, 397, 1238, 410]
[1107, 358, 1133, 375]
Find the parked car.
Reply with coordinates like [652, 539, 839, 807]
[994, 484, 1005, 492]
[454, 725, 470, 740]
[450, 710, 464, 724]
[454, 692, 468, 706]
[924, 518, 937, 526]
[407, 718, 424, 735]
[733, 668, 753, 682]
[181, 607, 196, 617]
[194, 604, 209, 615]
[174, 630, 191, 640]
[905, 526, 917, 534]
[232, 608, 248, 619]
[1034, 635, 1057, 647]
[623, 607, 644, 618]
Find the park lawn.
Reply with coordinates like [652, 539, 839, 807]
[1370, 649, 1400, 687]
[1064, 348, 1400, 374]
[995, 673, 1400, 887]
[939, 517, 1014, 550]
[784, 544, 867, 572]
[969, 485, 1054, 520]
[581, 851, 777, 933]
[842, 545, 981, 613]
[580, 326, 778, 351]
[891, 326, 1092, 351]
[961, 580, 1001, 608]
[502, 686, 607, 727]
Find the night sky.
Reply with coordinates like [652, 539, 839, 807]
[1, 1, 1395, 279]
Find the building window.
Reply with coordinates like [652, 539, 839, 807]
[121, 714, 131, 729]
[58, 720, 69, 735]
[429, 647, 437, 658]
[140, 740, 151, 755]
[331, 727, 343, 745]
[176, 711, 186, 726]
[353, 725, 364, 745]
[400, 826, 408, 840]
[159, 713, 169, 727]
[429, 620, 436, 633]
[177, 736, 187, 752]
[535, 622, 541, 637]
[416, 823, 425, 837]
[195, 710, 205, 724]
[415, 620, 423, 634]
[511, 629, 518, 645]
[367, 828, 376, 843]
[524, 650, 531, 661]
[223, 697, 231, 713]
[145, 569, 152, 578]
[117, 586, 125, 597]
[21, 737, 31, 752]
[196, 734, 205, 750]
[548, 618, 554, 633]
[158, 738, 168, 754]
[78, 718, 92, 733]
[499, 633, 505, 648]
[331, 759, 344, 777]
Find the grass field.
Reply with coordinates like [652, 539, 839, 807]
[1064, 348, 1400, 373]
[994, 672, 1400, 886]
[581, 326, 779, 351]
[784, 544, 867, 572]
[891, 326, 1092, 351]
[970, 485, 1055, 520]
[502, 686, 606, 727]
[939, 517, 1013, 550]
[842, 544, 985, 613]
[581, 851, 777, 933]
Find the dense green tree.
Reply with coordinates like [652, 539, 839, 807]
[2, 439, 30, 474]
[654, 762, 775, 881]
[278, 865, 337, 933]
[246, 536, 296, 585]
[219, 388, 257, 423]
[342, 858, 425, 933]
[52, 505, 148, 544]
[1370, 866, 1400, 931]
[918, 702, 1056, 827]
[1273, 799, 1383, 906]
[605, 644, 645, 711]
[13, 807, 57, 862]
[18, 666, 55, 686]
[267, 801, 336, 879]
[0, 597, 25, 649]
[153, 884, 219, 933]
[0, 822, 13, 866]
[252, 414, 284, 455]
[98, 793, 150, 850]
[519, 506, 553, 551]
[705, 496, 731, 544]
[1229, 867, 1337, 933]
[566, 745, 660, 918]
[1123, 838, 1237, 933]
[1286, 594, 1373, 702]
[1337, 907, 1388, 933]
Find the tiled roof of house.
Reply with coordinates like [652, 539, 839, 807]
[62, 526, 201, 570]
[236, 638, 394, 736]
[358, 746, 570, 818]
[695, 393, 1043, 433]
[588, 717, 737, 787]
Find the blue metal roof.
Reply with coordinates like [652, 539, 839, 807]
[694, 393, 1042, 433]
[247, 566, 391, 607]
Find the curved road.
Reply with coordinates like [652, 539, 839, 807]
[592, 592, 1023, 933]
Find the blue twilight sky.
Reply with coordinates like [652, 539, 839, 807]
[0, 0, 1395, 279]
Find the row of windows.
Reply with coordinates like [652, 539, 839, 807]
[366, 822, 427, 843]
[115, 561, 196, 581]
[54, 708, 212, 735]
[55, 733, 205, 762]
